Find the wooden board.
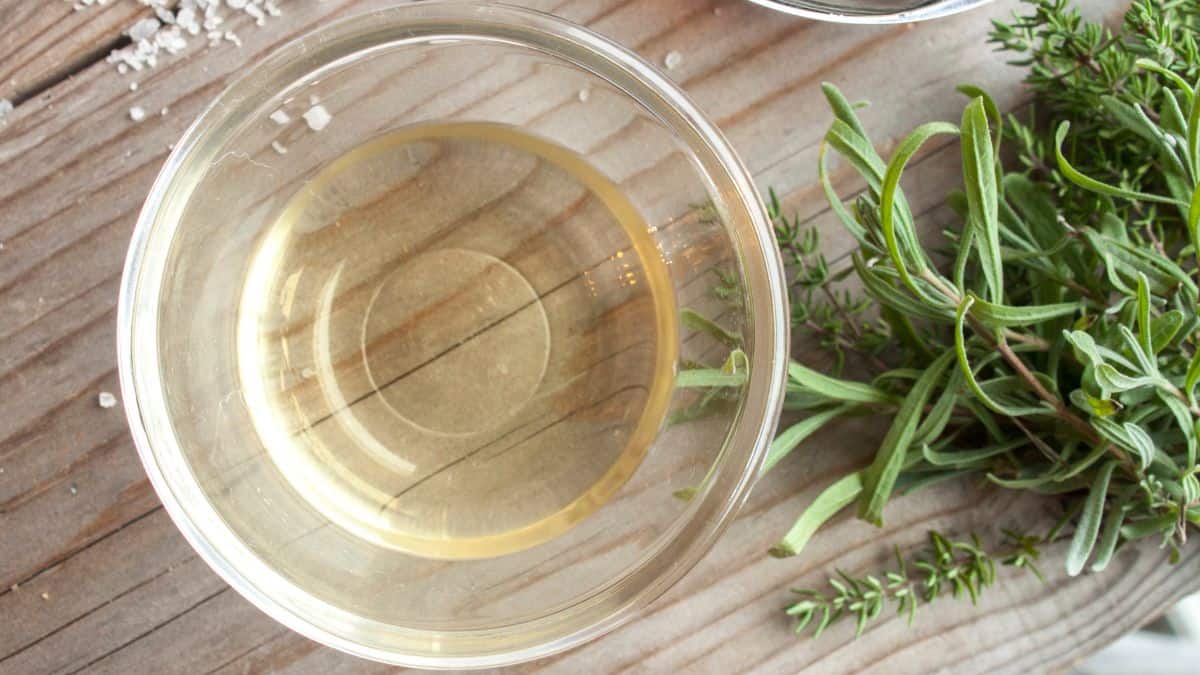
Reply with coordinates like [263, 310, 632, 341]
[3, 0, 1196, 673]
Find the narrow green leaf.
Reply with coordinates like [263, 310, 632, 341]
[914, 369, 962, 445]
[954, 297, 1032, 416]
[1094, 363, 1157, 396]
[987, 470, 1061, 489]
[1151, 310, 1185, 353]
[879, 121, 959, 293]
[827, 119, 886, 193]
[1122, 422, 1157, 470]
[1066, 460, 1117, 576]
[957, 84, 1003, 163]
[922, 437, 1026, 467]
[1121, 514, 1176, 541]
[789, 362, 900, 405]
[1063, 330, 1104, 367]
[675, 369, 747, 388]
[821, 82, 869, 140]
[680, 308, 742, 348]
[1188, 183, 1200, 269]
[858, 351, 956, 525]
[1186, 349, 1200, 406]
[761, 406, 851, 474]
[1161, 89, 1190, 139]
[770, 472, 863, 557]
[1054, 441, 1117, 482]
[1091, 493, 1130, 573]
[1054, 122, 1187, 207]
[1189, 74, 1200, 179]
[966, 293, 1079, 328]
[1158, 391, 1196, 468]
[1136, 274, 1154, 356]
[961, 98, 1003, 302]
[818, 140, 870, 245]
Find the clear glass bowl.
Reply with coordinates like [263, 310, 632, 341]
[747, 0, 992, 23]
[118, 2, 788, 668]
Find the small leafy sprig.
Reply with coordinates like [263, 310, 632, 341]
[768, 188, 891, 375]
[788, 530, 1047, 638]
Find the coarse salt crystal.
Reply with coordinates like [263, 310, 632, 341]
[129, 18, 160, 42]
[129, 106, 146, 122]
[98, 391, 118, 408]
[245, 3, 265, 24]
[664, 51, 682, 70]
[0, 99, 12, 124]
[129, 81, 139, 91]
[271, 140, 288, 155]
[303, 104, 331, 131]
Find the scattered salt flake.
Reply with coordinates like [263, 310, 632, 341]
[577, 87, 590, 103]
[129, 17, 161, 42]
[308, 94, 320, 106]
[245, 3, 265, 24]
[69, 483, 78, 496]
[98, 391, 118, 408]
[269, 109, 290, 125]
[271, 140, 288, 155]
[40, 592, 49, 600]
[303, 104, 331, 132]
[129, 81, 139, 91]
[664, 51, 682, 70]
[129, 106, 146, 122]
[160, 106, 169, 116]
[9, 584, 17, 593]
[0, 98, 12, 124]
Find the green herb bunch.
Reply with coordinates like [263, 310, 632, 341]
[678, 0, 1200, 636]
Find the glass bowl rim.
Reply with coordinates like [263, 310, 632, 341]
[116, 1, 789, 668]
[744, 0, 992, 24]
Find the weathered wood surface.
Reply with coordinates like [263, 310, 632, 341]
[2, 0, 1195, 673]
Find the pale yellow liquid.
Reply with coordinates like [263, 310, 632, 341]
[236, 122, 677, 559]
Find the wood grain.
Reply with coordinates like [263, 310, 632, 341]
[2, 0, 1192, 673]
